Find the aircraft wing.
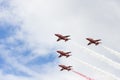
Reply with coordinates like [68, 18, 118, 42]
[60, 68, 64, 71]
[57, 38, 61, 41]
[88, 42, 92, 45]
[58, 55, 62, 58]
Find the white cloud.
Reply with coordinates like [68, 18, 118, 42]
[0, 70, 36, 80]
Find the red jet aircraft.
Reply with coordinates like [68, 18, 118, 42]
[86, 38, 101, 45]
[57, 50, 71, 58]
[59, 65, 72, 71]
[55, 34, 70, 42]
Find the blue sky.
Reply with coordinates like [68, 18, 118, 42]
[0, 22, 17, 39]
[0, 22, 28, 76]
[0, 0, 120, 80]
[0, 1, 57, 78]
[0, 0, 9, 10]
[0, 21, 57, 76]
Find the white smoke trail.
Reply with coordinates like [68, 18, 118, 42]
[69, 41, 120, 70]
[71, 57, 119, 80]
[101, 45, 120, 58]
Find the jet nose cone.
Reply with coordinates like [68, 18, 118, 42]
[57, 51, 60, 53]
[55, 34, 57, 36]
[58, 65, 61, 67]
[86, 38, 89, 40]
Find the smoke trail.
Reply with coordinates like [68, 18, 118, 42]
[72, 70, 95, 80]
[101, 45, 120, 58]
[71, 57, 119, 80]
[70, 41, 120, 70]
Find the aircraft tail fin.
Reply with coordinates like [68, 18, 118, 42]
[65, 35, 70, 37]
[68, 69, 71, 71]
[66, 55, 71, 58]
[95, 42, 101, 45]
[66, 52, 71, 54]
[96, 39, 101, 41]
[95, 43, 99, 45]
[68, 66, 72, 68]
[65, 38, 70, 42]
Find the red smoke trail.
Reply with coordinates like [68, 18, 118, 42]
[72, 70, 95, 80]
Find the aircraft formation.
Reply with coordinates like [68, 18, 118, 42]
[55, 34, 101, 71]
[55, 33, 101, 45]
[54, 34, 103, 80]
